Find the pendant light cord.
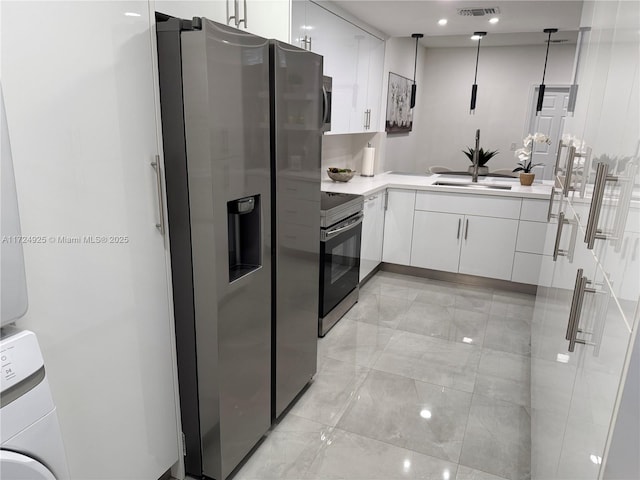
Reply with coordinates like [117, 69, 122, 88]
[541, 30, 552, 83]
[473, 37, 482, 83]
[413, 36, 419, 84]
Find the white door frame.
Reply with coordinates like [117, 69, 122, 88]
[524, 84, 571, 180]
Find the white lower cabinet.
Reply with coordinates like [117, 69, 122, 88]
[359, 190, 386, 281]
[410, 191, 520, 281]
[382, 189, 416, 265]
[411, 211, 462, 273]
[411, 211, 518, 281]
[458, 215, 519, 280]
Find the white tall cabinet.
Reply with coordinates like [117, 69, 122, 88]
[2, 2, 180, 478]
[530, 0, 640, 477]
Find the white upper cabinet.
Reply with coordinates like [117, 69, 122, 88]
[155, 0, 290, 42]
[292, 0, 385, 134]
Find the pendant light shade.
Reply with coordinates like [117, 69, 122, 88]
[470, 32, 486, 114]
[536, 28, 558, 114]
[410, 33, 423, 109]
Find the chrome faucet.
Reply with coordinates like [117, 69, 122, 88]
[472, 129, 480, 183]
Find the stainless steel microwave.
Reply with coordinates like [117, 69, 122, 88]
[322, 75, 332, 133]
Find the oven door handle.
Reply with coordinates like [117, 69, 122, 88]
[323, 213, 363, 240]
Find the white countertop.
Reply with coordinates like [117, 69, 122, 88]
[321, 172, 554, 199]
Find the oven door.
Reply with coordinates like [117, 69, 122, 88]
[319, 213, 363, 318]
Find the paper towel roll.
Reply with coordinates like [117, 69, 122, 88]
[361, 147, 375, 177]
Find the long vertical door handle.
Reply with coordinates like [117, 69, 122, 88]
[233, 0, 240, 26]
[464, 219, 469, 240]
[364, 110, 368, 129]
[308, 36, 312, 51]
[151, 155, 165, 236]
[563, 146, 576, 196]
[456, 218, 461, 239]
[237, 0, 247, 27]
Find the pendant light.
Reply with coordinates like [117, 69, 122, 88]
[469, 32, 486, 114]
[410, 33, 423, 108]
[536, 28, 558, 114]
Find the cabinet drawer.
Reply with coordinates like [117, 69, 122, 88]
[520, 198, 550, 222]
[516, 221, 548, 255]
[415, 191, 521, 219]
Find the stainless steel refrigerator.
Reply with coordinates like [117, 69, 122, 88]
[156, 15, 321, 480]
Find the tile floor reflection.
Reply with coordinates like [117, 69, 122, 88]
[234, 271, 533, 480]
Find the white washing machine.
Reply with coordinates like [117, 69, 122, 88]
[1, 328, 69, 479]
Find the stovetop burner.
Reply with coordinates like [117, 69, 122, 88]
[320, 192, 362, 211]
[320, 192, 363, 228]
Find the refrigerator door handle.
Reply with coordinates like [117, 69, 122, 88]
[151, 155, 165, 236]
[322, 85, 329, 128]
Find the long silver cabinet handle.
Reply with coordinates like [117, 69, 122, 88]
[566, 268, 600, 352]
[227, 0, 236, 25]
[547, 188, 559, 221]
[553, 212, 569, 261]
[554, 140, 564, 176]
[585, 162, 620, 249]
[456, 218, 461, 239]
[563, 146, 577, 196]
[577, 147, 592, 198]
[151, 155, 165, 236]
[384, 192, 388, 210]
[464, 219, 469, 240]
[237, 0, 247, 27]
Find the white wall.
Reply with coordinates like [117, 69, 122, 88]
[378, 36, 427, 173]
[415, 43, 575, 173]
[321, 132, 383, 178]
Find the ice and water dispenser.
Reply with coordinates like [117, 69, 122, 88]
[227, 195, 261, 282]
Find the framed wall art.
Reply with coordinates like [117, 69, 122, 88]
[385, 72, 413, 133]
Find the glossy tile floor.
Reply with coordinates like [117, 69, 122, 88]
[235, 271, 533, 480]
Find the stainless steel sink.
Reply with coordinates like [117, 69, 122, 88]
[434, 181, 512, 190]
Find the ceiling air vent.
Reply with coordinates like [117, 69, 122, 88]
[458, 7, 501, 16]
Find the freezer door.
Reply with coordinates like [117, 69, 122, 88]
[271, 40, 322, 418]
[181, 19, 271, 480]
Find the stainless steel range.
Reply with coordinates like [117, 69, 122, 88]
[319, 192, 364, 336]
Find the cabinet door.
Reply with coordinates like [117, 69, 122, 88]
[241, 0, 290, 42]
[360, 191, 384, 281]
[349, 30, 371, 133]
[382, 189, 415, 265]
[3, 2, 179, 478]
[155, 0, 227, 23]
[366, 35, 385, 132]
[410, 211, 463, 273]
[458, 216, 518, 280]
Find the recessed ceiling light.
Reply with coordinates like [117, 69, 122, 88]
[489, 17, 499, 24]
[438, 18, 448, 26]
[470, 35, 481, 41]
[124, 12, 141, 17]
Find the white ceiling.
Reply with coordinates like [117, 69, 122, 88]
[330, 0, 584, 47]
